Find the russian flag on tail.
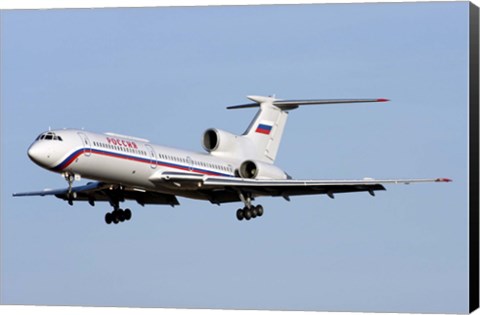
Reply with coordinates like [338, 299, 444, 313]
[256, 123, 273, 135]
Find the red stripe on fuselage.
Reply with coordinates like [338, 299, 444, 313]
[57, 148, 230, 177]
[59, 150, 84, 170]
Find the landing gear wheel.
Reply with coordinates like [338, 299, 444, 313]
[256, 205, 264, 217]
[112, 211, 120, 224]
[105, 207, 133, 225]
[105, 212, 112, 224]
[235, 205, 264, 222]
[236, 209, 244, 221]
[118, 209, 125, 222]
[124, 208, 132, 221]
[244, 208, 252, 220]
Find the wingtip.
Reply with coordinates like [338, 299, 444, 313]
[377, 98, 390, 102]
[435, 178, 452, 182]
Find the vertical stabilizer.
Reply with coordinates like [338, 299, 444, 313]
[227, 95, 389, 164]
[241, 96, 288, 163]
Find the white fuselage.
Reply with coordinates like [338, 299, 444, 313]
[28, 129, 240, 200]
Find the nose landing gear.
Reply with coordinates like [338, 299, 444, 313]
[62, 172, 78, 205]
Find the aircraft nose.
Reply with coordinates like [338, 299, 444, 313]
[27, 144, 40, 161]
[27, 142, 53, 168]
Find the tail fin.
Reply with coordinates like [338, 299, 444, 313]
[228, 95, 389, 164]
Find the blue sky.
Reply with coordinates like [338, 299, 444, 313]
[0, 2, 471, 313]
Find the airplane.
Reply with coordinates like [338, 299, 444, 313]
[13, 95, 451, 224]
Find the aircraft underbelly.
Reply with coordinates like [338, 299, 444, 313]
[66, 153, 214, 200]
[67, 153, 157, 189]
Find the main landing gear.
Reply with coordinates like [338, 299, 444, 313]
[105, 208, 132, 224]
[104, 188, 132, 225]
[236, 205, 264, 221]
[235, 191, 264, 222]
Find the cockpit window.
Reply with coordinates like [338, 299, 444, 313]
[36, 132, 63, 141]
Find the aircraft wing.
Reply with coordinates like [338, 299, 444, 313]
[13, 181, 105, 197]
[152, 172, 451, 203]
[13, 181, 180, 206]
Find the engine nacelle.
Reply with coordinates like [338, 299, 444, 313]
[202, 128, 239, 153]
[239, 160, 287, 180]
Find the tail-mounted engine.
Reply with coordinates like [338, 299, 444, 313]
[239, 160, 287, 180]
[202, 128, 254, 159]
[202, 128, 237, 153]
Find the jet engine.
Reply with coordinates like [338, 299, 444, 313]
[239, 160, 287, 180]
[202, 128, 238, 153]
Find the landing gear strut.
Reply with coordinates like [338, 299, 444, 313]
[235, 191, 264, 222]
[63, 172, 76, 205]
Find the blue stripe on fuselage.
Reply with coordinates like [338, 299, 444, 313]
[52, 148, 233, 177]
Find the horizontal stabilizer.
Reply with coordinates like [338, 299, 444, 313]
[227, 95, 389, 110]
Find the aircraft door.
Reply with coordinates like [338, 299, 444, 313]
[145, 144, 157, 169]
[78, 132, 92, 157]
[186, 156, 193, 171]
